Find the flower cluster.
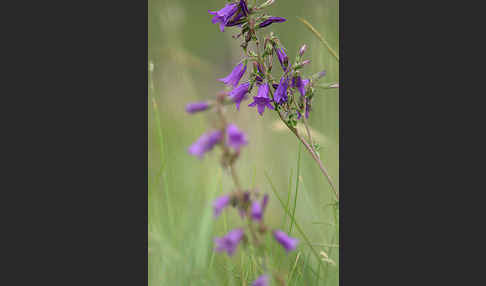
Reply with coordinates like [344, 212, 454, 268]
[206, 0, 325, 130]
[183, 0, 336, 285]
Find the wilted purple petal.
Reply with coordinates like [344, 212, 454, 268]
[273, 76, 288, 104]
[214, 228, 245, 256]
[273, 230, 299, 252]
[226, 124, 248, 151]
[259, 16, 286, 28]
[188, 130, 223, 158]
[186, 101, 210, 114]
[213, 195, 231, 217]
[219, 63, 247, 87]
[252, 274, 269, 286]
[229, 82, 250, 110]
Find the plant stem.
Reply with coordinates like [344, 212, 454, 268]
[277, 110, 339, 201]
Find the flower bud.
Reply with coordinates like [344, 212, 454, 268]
[299, 44, 307, 56]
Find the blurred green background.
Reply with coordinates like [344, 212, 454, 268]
[148, 0, 339, 285]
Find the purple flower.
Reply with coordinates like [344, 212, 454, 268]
[251, 194, 269, 221]
[259, 16, 286, 28]
[252, 274, 269, 286]
[219, 63, 247, 87]
[214, 228, 245, 256]
[188, 130, 223, 158]
[185, 101, 210, 114]
[209, 3, 239, 32]
[240, 0, 249, 16]
[275, 47, 288, 71]
[248, 83, 274, 116]
[273, 77, 288, 104]
[273, 230, 299, 252]
[226, 124, 248, 151]
[213, 195, 230, 217]
[229, 82, 250, 110]
[292, 76, 310, 97]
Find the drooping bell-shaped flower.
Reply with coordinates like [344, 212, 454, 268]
[214, 228, 245, 256]
[208, 3, 239, 32]
[213, 194, 231, 217]
[273, 230, 299, 252]
[219, 63, 247, 87]
[185, 101, 210, 114]
[273, 76, 289, 104]
[252, 274, 269, 286]
[188, 130, 223, 158]
[259, 16, 286, 28]
[274, 46, 288, 71]
[292, 76, 310, 97]
[226, 124, 248, 151]
[229, 82, 250, 110]
[248, 83, 274, 116]
[251, 194, 269, 221]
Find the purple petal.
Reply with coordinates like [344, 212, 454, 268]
[252, 274, 269, 286]
[273, 230, 299, 252]
[214, 228, 245, 256]
[186, 101, 210, 114]
[213, 195, 231, 217]
[258, 17, 287, 28]
[226, 124, 248, 151]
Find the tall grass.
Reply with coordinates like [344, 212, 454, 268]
[148, 0, 339, 284]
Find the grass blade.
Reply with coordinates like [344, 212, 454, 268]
[290, 144, 301, 234]
[264, 171, 324, 270]
[297, 17, 339, 62]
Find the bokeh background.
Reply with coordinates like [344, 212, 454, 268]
[148, 0, 339, 285]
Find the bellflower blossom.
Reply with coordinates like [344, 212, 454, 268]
[209, 3, 239, 32]
[226, 124, 248, 151]
[273, 230, 299, 252]
[275, 47, 288, 71]
[229, 82, 250, 110]
[185, 101, 210, 114]
[188, 130, 223, 158]
[273, 76, 289, 104]
[214, 228, 245, 256]
[251, 194, 269, 221]
[292, 76, 310, 97]
[213, 194, 231, 217]
[252, 274, 269, 286]
[259, 16, 286, 28]
[248, 83, 274, 116]
[219, 63, 247, 87]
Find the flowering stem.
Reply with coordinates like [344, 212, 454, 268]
[215, 95, 261, 246]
